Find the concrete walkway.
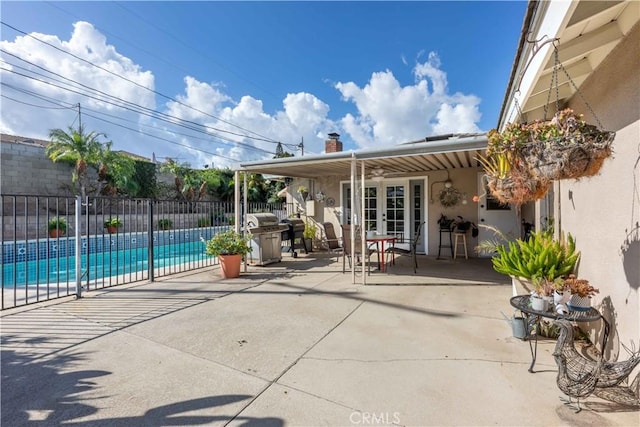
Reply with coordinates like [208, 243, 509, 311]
[2, 256, 638, 426]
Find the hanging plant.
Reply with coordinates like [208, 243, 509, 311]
[519, 108, 615, 180]
[476, 131, 550, 207]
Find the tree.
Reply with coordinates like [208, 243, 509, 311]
[202, 168, 234, 202]
[98, 142, 137, 196]
[46, 125, 103, 198]
[160, 158, 207, 201]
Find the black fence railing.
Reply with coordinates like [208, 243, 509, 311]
[1, 195, 289, 310]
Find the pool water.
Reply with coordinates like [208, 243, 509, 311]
[2, 240, 211, 287]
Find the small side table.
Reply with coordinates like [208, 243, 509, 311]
[510, 295, 609, 373]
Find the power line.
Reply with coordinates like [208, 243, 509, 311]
[0, 66, 276, 156]
[0, 49, 277, 145]
[1, 85, 275, 160]
[1, 21, 280, 144]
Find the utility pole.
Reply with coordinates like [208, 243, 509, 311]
[77, 103, 82, 133]
[298, 137, 304, 156]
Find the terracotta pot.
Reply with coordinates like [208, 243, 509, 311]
[106, 226, 118, 234]
[219, 254, 242, 278]
[49, 229, 64, 238]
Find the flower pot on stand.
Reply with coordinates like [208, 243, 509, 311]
[219, 254, 242, 279]
[531, 294, 549, 312]
[567, 294, 592, 312]
[554, 290, 569, 305]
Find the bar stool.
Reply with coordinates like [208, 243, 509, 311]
[437, 228, 453, 259]
[453, 232, 468, 259]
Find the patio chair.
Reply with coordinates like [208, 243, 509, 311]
[388, 221, 425, 273]
[341, 224, 376, 275]
[321, 222, 344, 260]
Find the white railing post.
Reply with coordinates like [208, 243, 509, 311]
[75, 196, 82, 298]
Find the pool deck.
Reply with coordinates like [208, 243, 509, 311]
[2, 253, 638, 426]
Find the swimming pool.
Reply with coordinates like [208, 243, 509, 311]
[2, 227, 224, 288]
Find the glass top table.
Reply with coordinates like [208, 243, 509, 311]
[510, 294, 609, 373]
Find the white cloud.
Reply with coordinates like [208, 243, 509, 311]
[335, 51, 481, 148]
[1, 23, 482, 169]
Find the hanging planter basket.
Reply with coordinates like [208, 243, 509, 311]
[486, 167, 551, 207]
[520, 109, 615, 181]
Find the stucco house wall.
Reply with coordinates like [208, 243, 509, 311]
[561, 22, 639, 356]
[291, 167, 483, 256]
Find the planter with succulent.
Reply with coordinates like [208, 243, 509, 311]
[531, 276, 564, 312]
[203, 230, 252, 279]
[297, 186, 309, 201]
[104, 217, 122, 234]
[564, 274, 599, 312]
[303, 220, 317, 252]
[477, 226, 580, 296]
[477, 109, 615, 206]
[520, 108, 615, 181]
[158, 218, 173, 230]
[48, 216, 67, 238]
[476, 125, 551, 206]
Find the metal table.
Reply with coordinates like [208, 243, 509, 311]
[509, 294, 609, 373]
[366, 235, 397, 272]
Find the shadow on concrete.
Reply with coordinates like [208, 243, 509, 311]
[1, 335, 282, 425]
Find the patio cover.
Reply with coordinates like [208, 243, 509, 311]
[236, 133, 487, 178]
[234, 132, 488, 284]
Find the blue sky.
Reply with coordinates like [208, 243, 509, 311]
[1, 1, 527, 168]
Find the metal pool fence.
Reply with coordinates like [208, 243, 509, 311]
[0, 195, 289, 310]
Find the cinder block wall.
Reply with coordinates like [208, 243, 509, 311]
[1, 141, 74, 196]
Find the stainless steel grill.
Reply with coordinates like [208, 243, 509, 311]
[246, 213, 288, 265]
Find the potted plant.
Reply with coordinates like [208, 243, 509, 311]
[158, 218, 172, 230]
[104, 217, 122, 234]
[531, 276, 563, 312]
[48, 216, 67, 238]
[520, 108, 615, 181]
[476, 125, 551, 206]
[303, 220, 317, 252]
[203, 230, 252, 278]
[297, 185, 309, 201]
[197, 217, 212, 227]
[477, 226, 580, 295]
[564, 274, 599, 312]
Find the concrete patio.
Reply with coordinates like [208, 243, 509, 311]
[2, 253, 638, 426]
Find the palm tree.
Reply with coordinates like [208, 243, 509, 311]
[46, 125, 104, 198]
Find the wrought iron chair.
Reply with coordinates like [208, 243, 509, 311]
[341, 224, 376, 275]
[387, 221, 425, 273]
[321, 222, 344, 261]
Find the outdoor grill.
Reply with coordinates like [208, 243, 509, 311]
[280, 218, 308, 258]
[246, 213, 288, 266]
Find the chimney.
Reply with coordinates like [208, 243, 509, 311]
[325, 132, 343, 153]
